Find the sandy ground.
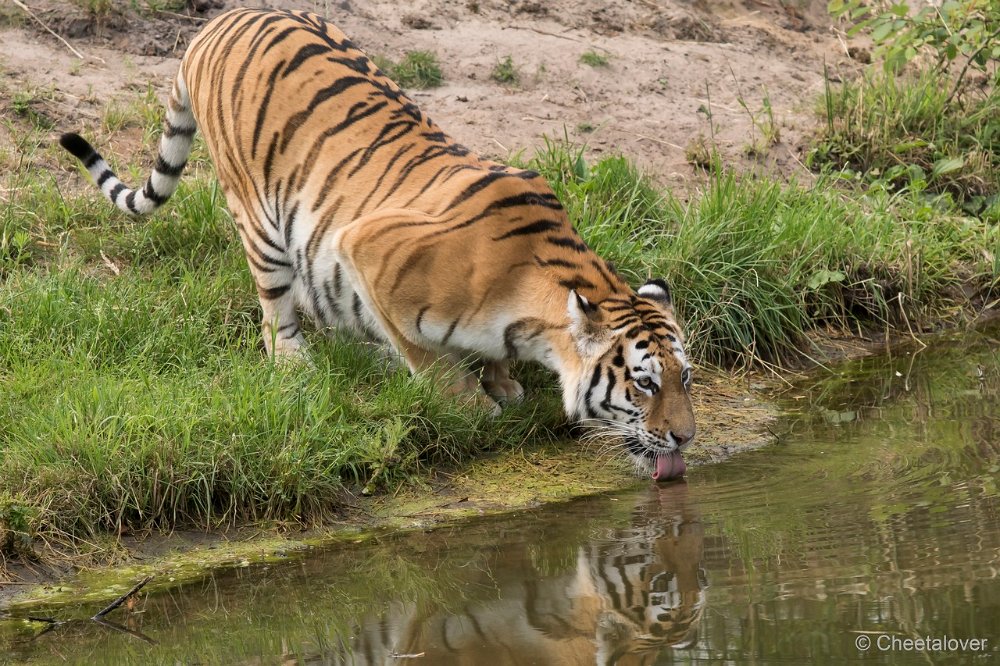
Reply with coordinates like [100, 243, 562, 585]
[1, 0, 862, 186]
[0, 0, 862, 596]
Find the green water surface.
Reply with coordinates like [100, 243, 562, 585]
[3, 324, 999, 664]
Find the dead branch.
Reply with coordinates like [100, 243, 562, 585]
[92, 576, 153, 620]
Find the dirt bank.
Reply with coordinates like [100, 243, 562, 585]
[2, 0, 859, 186]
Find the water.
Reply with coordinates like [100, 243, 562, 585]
[3, 324, 1000, 664]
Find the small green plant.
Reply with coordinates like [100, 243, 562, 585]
[11, 90, 54, 130]
[0, 228, 32, 270]
[374, 51, 443, 89]
[580, 50, 609, 67]
[0, 494, 37, 559]
[11, 91, 31, 117]
[684, 134, 713, 169]
[731, 69, 780, 156]
[138, 0, 188, 13]
[830, 0, 1000, 104]
[102, 99, 133, 133]
[533, 62, 548, 83]
[76, 0, 112, 17]
[576, 121, 595, 133]
[390, 51, 444, 89]
[491, 56, 519, 85]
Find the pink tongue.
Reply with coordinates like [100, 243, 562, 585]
[652, 451, 687, 481]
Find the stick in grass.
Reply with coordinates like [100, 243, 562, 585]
[92, 576, 153, 620]
[11, 0, 87, 61]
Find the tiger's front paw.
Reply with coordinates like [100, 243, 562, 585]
[480, 361, 524, 406]
[481, 376, 525, 406]
[445, 374, 502, 417]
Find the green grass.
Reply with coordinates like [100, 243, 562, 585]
[68, 0, 186, 19]
[579, 50, 609, 67]
[102, 85, 163, 141]
[490, 56, 519, 85]
[73, 0, 112, 17]
[810, 69, 1000, 216]
[374, 51, 443, 89]
[9, 88, 56, 132]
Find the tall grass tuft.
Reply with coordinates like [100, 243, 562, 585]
[811, 69, 1000, 215]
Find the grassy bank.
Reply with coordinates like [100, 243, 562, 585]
[2, 83, 998, 560]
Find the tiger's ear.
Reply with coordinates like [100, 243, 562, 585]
[567, 290, 608, 355]
[638, 278, 672, 306]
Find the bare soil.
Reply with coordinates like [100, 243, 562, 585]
[0, 0, 859, 599]
[1, 0, 862, 186]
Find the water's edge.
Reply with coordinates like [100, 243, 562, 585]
[0, 366, 780, 613]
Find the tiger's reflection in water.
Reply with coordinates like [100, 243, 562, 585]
[335, 483, 706, 665]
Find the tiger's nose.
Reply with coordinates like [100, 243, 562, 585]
[670, 430, 694, 448]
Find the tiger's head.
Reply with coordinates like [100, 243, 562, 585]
[590, 483, 708, 664]
[566, 278, 695, 481]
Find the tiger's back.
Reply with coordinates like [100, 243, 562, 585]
[61, 7, 697, 480]
[184, 8, 490, 226]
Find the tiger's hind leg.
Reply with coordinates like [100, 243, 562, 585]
[228, 198, 307, 361]
[480, 360, 525, 406]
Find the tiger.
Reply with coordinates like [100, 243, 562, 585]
[59, 7, 696, 480]
[327, 485, 707, 665]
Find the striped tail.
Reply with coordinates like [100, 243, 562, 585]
[60, 72, 196, 216]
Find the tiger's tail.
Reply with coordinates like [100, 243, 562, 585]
[59, 70, 196, 216]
